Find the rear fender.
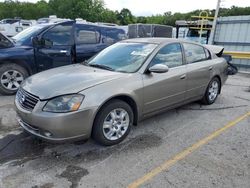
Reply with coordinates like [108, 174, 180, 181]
[204, 44, 237, 75]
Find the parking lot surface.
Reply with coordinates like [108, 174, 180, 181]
[0, 73, 250, 188]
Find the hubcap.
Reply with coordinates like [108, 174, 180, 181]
[103, 108, 130, 141]
[208, 81, 219, 101]
[1, 70, 24, 91]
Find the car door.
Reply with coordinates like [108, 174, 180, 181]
[75, 24, 107, 63]
[143, 43, 187, 115]
[183, 43, 212, 99]
[34, 21, 74, 72]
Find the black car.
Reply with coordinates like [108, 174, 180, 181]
[0, 21, 126, 95]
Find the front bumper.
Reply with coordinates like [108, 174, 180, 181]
[15, 97, 98, 143]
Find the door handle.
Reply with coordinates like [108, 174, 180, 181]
[209, 66, 213, 71]
[180, 74, 186, 80]
[60, 50, 68, 53]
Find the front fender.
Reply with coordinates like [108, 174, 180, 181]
[79, 73, 144, 120]
[0, 48, 36, 75]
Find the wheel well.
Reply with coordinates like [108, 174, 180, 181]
[95, 95, 139, 126]
[213, 75, 222, 93]
[0, 61, 32, 75]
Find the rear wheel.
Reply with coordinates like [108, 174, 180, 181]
[92, 100, 133, 146]
[0, 63, 28, 95]
[201, 77, 221, 105]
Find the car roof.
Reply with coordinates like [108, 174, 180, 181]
[76, 22, 125, 30]
[122, 37, 202, 45]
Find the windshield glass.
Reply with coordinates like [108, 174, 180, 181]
[88, 42, 157, 73]
[187, 29, 207, 38]
[12, 25, 45, 44]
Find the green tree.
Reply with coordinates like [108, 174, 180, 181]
[48, 0, 105, 21]
[0, 0, 249, 27]
[136, 16, 147, 23]
[117, 8, 135, 25]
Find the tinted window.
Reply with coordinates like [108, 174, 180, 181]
[105, 28, 126, 44]
[76, 25, 100, 44]
[187, 29, 207, 38]
[1, 19, 19, 24]
[151, 43, 183, 68]
[183, 43, 206, 63]
[43, 24, 72, 46]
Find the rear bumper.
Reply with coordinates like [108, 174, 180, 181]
[15, 97, 98, 143]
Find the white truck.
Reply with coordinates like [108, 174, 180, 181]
[0, 18, 36, 37]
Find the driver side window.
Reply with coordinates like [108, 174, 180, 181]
[42, 24, 72, 46]
[151, 43, 183, 68]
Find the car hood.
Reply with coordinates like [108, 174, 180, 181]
[22, 64, 126, 100]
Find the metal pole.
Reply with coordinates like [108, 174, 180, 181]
[176, 26, 179, 38]
[208, 0, 221, 44]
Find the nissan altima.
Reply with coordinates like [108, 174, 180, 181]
[15, 38, 228, 146]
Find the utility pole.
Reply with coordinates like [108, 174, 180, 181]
[209, 0, 221, 44]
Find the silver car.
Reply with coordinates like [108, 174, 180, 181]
[15, 38, 228, 146]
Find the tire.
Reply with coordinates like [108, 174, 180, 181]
[92, 99, 134, 146]
[201, 77, 221, 105]
[0, 63, 29, 95]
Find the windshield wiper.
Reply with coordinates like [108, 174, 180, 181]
[89, 64, 114, 71]
[81, 60, 89, 65]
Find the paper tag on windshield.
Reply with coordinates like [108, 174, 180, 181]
[131, 51, 150, 56]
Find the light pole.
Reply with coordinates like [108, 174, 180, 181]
[209, 0, 221, 44]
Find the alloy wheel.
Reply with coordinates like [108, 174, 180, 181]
[1, 70, 24, 91]
[102, 108, 130, 141]
[208, 80, 219, 102]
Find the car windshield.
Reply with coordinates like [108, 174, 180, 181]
[87, 42, 157, 73]
[12, 25, 45, 44]
[187, 29, 207, 38]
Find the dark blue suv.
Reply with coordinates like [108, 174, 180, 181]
[0, 21, 126, 95]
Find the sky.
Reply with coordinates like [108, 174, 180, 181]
[104, 0, 250, 16]
[2, 0, 250, 16]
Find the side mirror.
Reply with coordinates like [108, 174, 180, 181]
[32, 36, 40, 47]
[32, 37, 53, 48]
[148, 64, 169, 73]
[44, 39, 53, 47]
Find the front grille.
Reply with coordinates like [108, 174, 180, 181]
[16, 88, 39, 111]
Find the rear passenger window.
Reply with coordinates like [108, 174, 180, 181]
[150, 43, 183, 68]
[105, 28, 126, 45]
[76, 25, 100, 44]
[183, 43, 207, 63]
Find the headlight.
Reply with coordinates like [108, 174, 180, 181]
[43, 94, 84, 113]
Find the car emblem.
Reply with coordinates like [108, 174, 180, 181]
[21, 94, 26, 103]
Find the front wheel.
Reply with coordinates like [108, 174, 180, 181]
[201, 77, 221, 105]
[92, 100, 134, 146]
[0, 63, 28, 95]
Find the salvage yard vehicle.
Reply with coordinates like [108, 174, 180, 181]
[0, 18, 36, 37]
[15, 38, 228, 146]
[0, 21, 126, 95]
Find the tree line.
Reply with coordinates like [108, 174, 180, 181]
[0, 0, 250, 26]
